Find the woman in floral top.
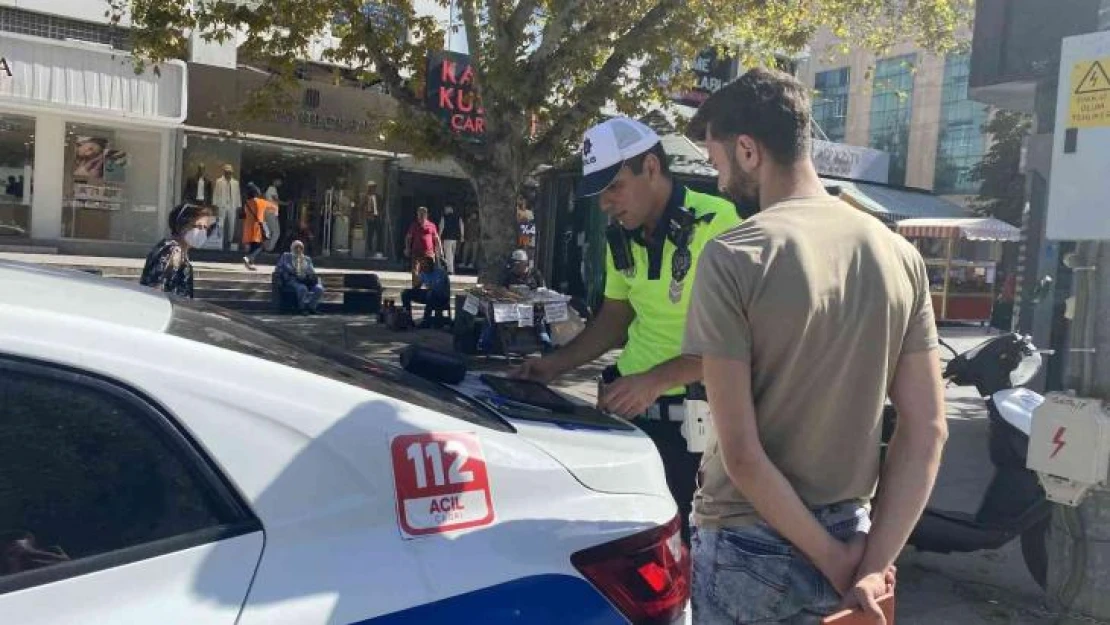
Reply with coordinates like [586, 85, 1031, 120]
[139, 203, 212, 298]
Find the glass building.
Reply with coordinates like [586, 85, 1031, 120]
[813, 67, 851, 142]
[933, 53, 991, 195]
[869, 54, 917, 186]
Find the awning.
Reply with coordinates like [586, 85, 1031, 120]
[823, 178, 970, 221]
[0, 32, 187, 125]
[896, 217, 1022, 241]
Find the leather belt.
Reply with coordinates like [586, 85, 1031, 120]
[600, 365, 687, 422]
[641, 401, 686, 422]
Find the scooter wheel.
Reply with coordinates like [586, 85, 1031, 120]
[1020, 516, 1049, 590]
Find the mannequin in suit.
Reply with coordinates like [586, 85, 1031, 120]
[213, 164, 242, 250]
[184, 164, 212, 204]
[365, 181, 383, 258]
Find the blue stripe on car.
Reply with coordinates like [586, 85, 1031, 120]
[350, 574, 627, 624]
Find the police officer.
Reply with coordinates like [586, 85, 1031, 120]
[514, 117, 741, 541]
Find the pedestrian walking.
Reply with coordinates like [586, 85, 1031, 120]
[512, 116, 742, 543]
[139, 203, 212, 298]
[682, 67, 947, 624]
[460, 206, 481, 270]
[263, 178, 283, 253]
[242, 183, 276, 271]
[438, 205, 463, 273]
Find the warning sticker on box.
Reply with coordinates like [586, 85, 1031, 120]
[390, 432, 495, 538]
[1068, 58, 1110, 128]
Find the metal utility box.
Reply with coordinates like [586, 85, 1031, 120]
[1047, 30, 1110, 240]
[1028, 393, 1110, 506]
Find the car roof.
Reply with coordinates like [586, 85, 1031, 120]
[0, 259, 172, 333]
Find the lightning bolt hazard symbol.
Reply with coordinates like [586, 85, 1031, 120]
[1051, 426, 1068, 459]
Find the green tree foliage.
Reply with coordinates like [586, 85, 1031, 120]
[115, 0, 970, 275]
[970, 110, 1031, 226]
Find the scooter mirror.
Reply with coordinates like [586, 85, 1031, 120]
[1010, 342, 1043, 387]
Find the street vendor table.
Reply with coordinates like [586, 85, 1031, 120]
[452, 285, 575, 356]
[897, 218, 1021, 324]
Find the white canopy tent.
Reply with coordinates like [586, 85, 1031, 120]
[897, 217, 1022, 322]
[897, 217, 1022, 242]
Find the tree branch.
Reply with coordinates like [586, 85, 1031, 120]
[353, 19, 484, 169]
[525, 0, 683, 168]
[458, 0, 485, 81]
[505, 0, 542, 51]
[530, 0, 583, 63]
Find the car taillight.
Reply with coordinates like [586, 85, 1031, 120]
[571, 516, 690, 625]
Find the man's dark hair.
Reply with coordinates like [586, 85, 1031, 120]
[168, 203, 210, 235]
[626, 142, 671, 177]
[686, 67, 812, 165]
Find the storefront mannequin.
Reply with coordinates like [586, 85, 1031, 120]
[365, 180, 383, 258]
[185, 164, 211, 204]
[212, 164, 241, 251]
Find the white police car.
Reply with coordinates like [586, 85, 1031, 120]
[0, 260, 688, 624]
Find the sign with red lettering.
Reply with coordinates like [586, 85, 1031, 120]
[425, 51, 486, 141]
[390, 432, 495, 538]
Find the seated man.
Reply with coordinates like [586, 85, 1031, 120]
[402, 257, 451, 328]
[502, 249, 546, 290]
[478, 249, 554, 353]
[274, 240, 325, 315]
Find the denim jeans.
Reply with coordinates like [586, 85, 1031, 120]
[691, 502, 870, 625]
[292, 282, 325, 312]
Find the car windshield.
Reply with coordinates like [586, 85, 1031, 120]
[166, 299, 512, 432]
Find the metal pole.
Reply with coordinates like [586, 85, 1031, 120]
[1044, 5, 1110, 621]
[942, 235, 954, 320]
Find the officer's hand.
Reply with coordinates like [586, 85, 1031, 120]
[599, 372, 665, 418]
[510, 357, 559, 384]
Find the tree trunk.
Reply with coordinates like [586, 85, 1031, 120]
[473, 171, 525, 285]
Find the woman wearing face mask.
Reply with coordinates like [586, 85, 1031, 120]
[139, 203, 212, 298]
[274, 239, 325, 315]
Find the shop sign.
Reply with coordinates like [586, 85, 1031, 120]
[672, 48, 738, 107]
[269, 107, 374, 134]
[812, 140, 891, 184]
[426, 51, 486, 139]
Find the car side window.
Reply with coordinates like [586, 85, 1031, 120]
[0, 361, 254, 592]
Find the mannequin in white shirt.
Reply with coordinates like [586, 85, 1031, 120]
[185, 164, 211, 204]
[213, 164, 242, 250]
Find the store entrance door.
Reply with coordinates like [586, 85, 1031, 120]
[240, 142, 379, 258]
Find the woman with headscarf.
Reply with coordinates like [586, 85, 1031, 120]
[274, 239, 325, 315]
[139, 203, 212, 298]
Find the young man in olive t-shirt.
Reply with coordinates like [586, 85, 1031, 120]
[682, 68, 948, 624]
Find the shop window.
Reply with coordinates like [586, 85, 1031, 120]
[181, 133, 388, 257]
[62, 123, 163, 243]
[813, 67, 850, 143]
[0, 114, 34, 238]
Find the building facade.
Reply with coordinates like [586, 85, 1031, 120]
[0, 0, 476, 261]
[798, 30, 992, 202]
[0, 1, 186, 250]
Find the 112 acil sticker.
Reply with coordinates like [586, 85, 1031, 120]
[390, 432, 495, 538]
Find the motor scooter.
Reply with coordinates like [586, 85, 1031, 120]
[882, 333, 1051, 588]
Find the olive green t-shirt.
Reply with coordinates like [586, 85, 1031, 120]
[604, 187, 741, 395]
[682, 196, 938, 528]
